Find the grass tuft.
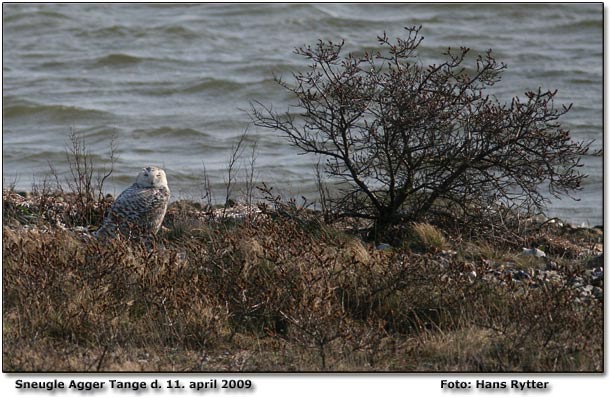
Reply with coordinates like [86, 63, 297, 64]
[411, 222, 448, 252]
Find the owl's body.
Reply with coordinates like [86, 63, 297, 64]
[96, 166, 170, 240]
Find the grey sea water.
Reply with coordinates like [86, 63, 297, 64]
[2, 3, 603, 226]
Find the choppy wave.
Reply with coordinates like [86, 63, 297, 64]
[3, 101, 114, 122]
[546, 18, 603, 34]
[76, 24, 202, 41]
[75, 25, 142, 39]
[180, 78, 246, 94]
[93, 53, 146, 67]
[131, 127, 210, 140]
[2, 9, 72, 23]
[159, 25, 200, 39]
[2, 3, 603, 225]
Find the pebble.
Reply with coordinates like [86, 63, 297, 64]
[545, 261, 558, 271]
[474, 260, 603, 306]
[376, 243, 392, 251]
[512, 270, 531, 280]
[522, 247, 546, 257]
[592, 286, 603, 300]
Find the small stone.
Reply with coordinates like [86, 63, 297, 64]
[522, 247, 546, 257]
[512, 270, 531, 281]
[438, 257, 450, 269]
[482, 259, 495, 267]
[545, 261, 558, 271]
[376, 243, 391, 251]
[590, 269, 604, 287]
[570, 276, 584, 289]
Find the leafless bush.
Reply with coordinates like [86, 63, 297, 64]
[222, 128, 248, 217]
[69, 129, 116, 204]
[200, 161, 214, 211]
[62, 128, 117, 225]
[243, 139, 258, 211]
[251, 26, 591, 240]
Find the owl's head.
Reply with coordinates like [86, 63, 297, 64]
[136, 166, 168, 189]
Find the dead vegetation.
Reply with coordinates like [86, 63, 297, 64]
[2, 190, 603, 372]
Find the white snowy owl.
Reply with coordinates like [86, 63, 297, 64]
[95, 166, 170, 240]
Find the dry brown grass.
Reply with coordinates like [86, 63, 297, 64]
[2, 193, 603, 372]
[411, 222, 449, 252]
